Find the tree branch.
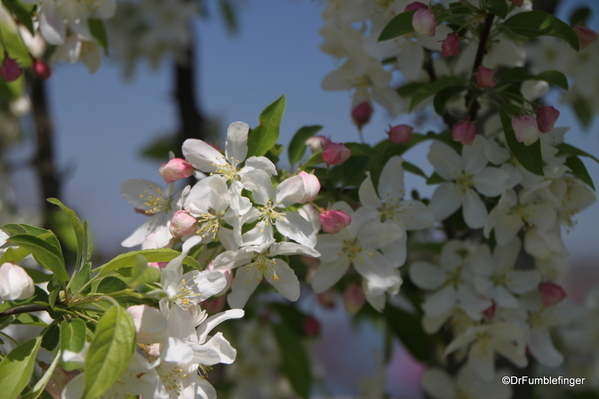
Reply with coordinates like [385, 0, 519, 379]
[465, 12, 495, 122]
[0, 304, 49, 317]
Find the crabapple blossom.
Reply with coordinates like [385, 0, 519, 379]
[351, 100, 373, 128]
[305, 135, 331, 153]
[412, 9, 437, 37]
[405, 2, 427, 12]
[475, 65, 496, 88]
[452, 120, 476, 145]
[298, 171, 320, 203]
[512, 115, 540, 145]
[573, 25, 598, 50]
[540, 282, 566, 306]
[322, 142, 351, 165]
[536, 105, 560, 134]
[319, 209, 352, 233]
[0, 262, 35, 301]
[159, 158, 194, 183]
[0, 56, 22, 82]
[33, 59, 51, 80]
[169, 210, 197, 238]
[442, 32, 460, 57]
[387, 124, 413, 144]
[343, 283, 366, 314]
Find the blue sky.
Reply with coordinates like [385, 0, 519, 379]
[8, 0, 599, 266]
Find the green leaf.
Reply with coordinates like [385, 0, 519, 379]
[397, 82, 426, 97]
[47, 198, 86, 267]
[433, 85, 468, 115]
[288, 125, 323, 166]
[556, 143, 599, 164]
[569, 7, 591, 26]
[20, 350, 62, 399]
[572, 98, 593, 128]
[535, 70, 568, 90]
[82, 306, 135, 399]
[565, 156, 595, 190]
[343, 142, 377, 157]
[503, 11, 580, 50]
[0, 246, 30, 264]
[499, 105, 544, 176]
[2, 0, 35, 34]
[402, 161, 428, 179]
[426, 172, 446, 185]
[410, 77, 469, 111]
[70, 263, 91, 295]
[61, 319, 86, 371]
[485, 0, 508, 19]
[272, 323, 312, 399]
[0, 21, 32, 67]
[127, 256, 161, 288]
[378, 10, 416, 41]
[383, 305, 429, 362]
[300, 150, 324, 169]
[2, 224, 62, 254]
[41, 323, 60, 351]
[96, 248, 199, 276]
[247, 95, 286, 157]
[0, 337, 42, 399]
[7, 235, 68, 281]
[88, 19, 108, 53]
[219, 0, 239, 33]
[96, 276, 128, 294]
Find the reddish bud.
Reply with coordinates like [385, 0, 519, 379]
[343, 283, 366, 314]
[483, 302, 496, 320]
[169, 210, 197, 238]
[148, 262, 168, 270]
[573, 26, 598, 50]
[319, 209, 352, 233]
[351, 101, 373, 129]
[452, 120, 476, 145]
[159, 158, 194, 183]
[387, 124, 413, 144]
[298, 171, 321, 203]
[508, 0, 524, 7]
[511, 115, 540, 145]
[442, 32, 460, 57]
[316, 288, 336, 309]
[202, 295, 227, 314]
[305, 135, 331, 153]
[303, 316, 322, 336]
[405, 1, 427, 11]
[0, 56, 22, 82]
[536, 106, 560, 133]
[540, 282, 566, 306]
[33, 59, 51, 80]
[322, 142, 351, 165]
[475, 65, 496, 88]
[412, 9, 437, 37]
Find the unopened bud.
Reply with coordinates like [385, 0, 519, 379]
[316, 288, 336, 309]
[202, 295, 227, 314]
[319, 209, 352, 233]
[159, 158, 194, 183]
[148, 262, 168, 270]
[0, 262, 35, 301]
[343, 283, 366, 314]
[33, 59, 51, 80]
[540, 282, 566, 306]
[298, 171, 320, 203]
[508, 0, 524, 7]
[442, 32, 460, 57]
[305, 135, 331, 153]
[573, 26, 598, 50]
[169, 210, 197, 238]
[405, 1, 427, 11]
[536, 106, 560, 133]
[303, 316, 322, 336]
[387, 124, 413, 144]
[511, 115, 540, 145]
[475, 65, 496, 88]
[322, 142, 351, 165]
[0, 56, 22, 82]
[351, 101, 373, 129]
[412, 9, 437, 37]
[483, 302, 496, 320]
[452, 120, 476, 145]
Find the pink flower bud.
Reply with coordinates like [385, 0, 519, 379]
[0, 262, 35, 301]
[202, 295, 227, 314]
[573, 26, 598, 50]
[511, 115, 540, 145]
[0, 56, 22, 82]
[322, 142, 351, 165]
[169, 210, 197, 238]
[303, 316, 321, 336]
[412, 9, 437, 37]
[405, 1, 427, 11]
[319, 209, 352, 233]
[536, 106, 560, 133]
[148, 262, 168, 270]
[343, 283, 366, 314]
[475, 65, 496, 88]
[305, 135, 331, 153]
[33, 59, 51, 80]
[316, 288, 336, 309]
[452, 120, 476, 145]
[483, 302, 496, 320]
[159, 158, 194, 183]
[351, 101, 373, 129]
[298, 171, 320, 203]
[442, 32, 460, 57]
[540, 282, 566, 306]
[508, 0, 524, 7]
[387, 124, 413, 144]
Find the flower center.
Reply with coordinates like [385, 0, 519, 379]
[245, 254, 279, 282]
[455, 172, 474, 195]
[140, 185, 171, 215]
[258, 201, 285, 226]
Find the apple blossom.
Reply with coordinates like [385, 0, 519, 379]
[573, 25, 598, 50]
[512, 115, 540, 145]
[452, 120, 476, 145]
[343, 283, 366, 314]
[319, 209, 352, 233]
[159, 158, 194, 183]
[387, 124, 413, 144]
[169, 210, 196, 238]
[405, 2, 427, 12]
[442, 32, 460, 57]
[475, 65, 496, 88]
[0, 55, 22, 82]
[298, 171, 320, 203]
[33, 59, 51, 80]
[412, 9, 437, 37]
[536, 105, 560, 133]
[0, 262, 35, 301]
[305, 135, 331, 153]
[351, 100, 373, 128]
[540, 282, 566, 306]
[322, 142, 351, 165]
